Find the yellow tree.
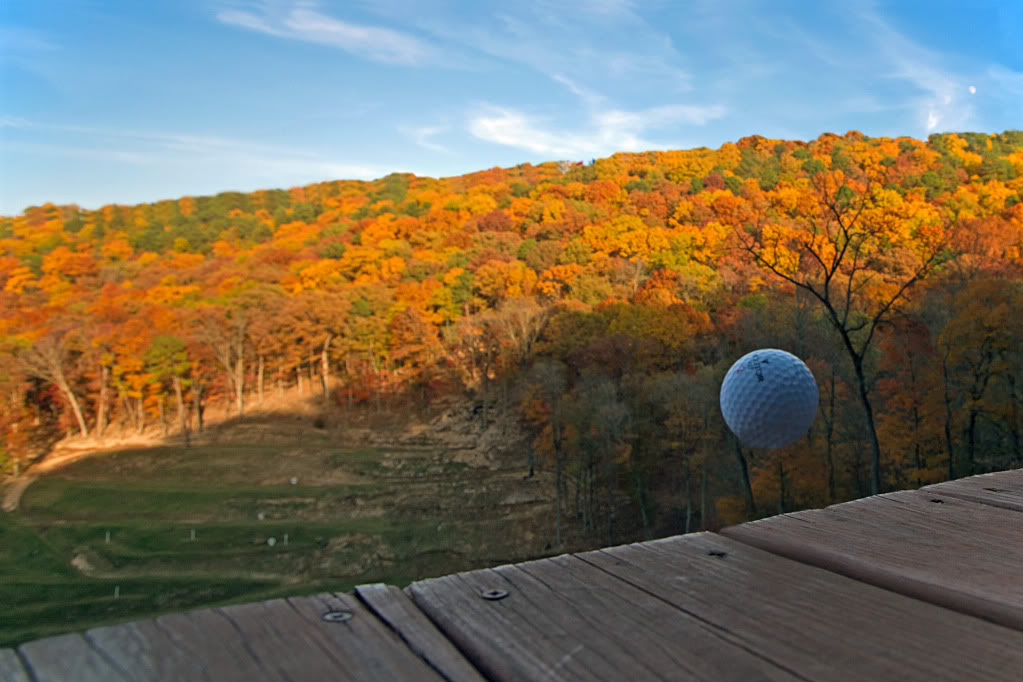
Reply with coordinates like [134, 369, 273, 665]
[720, 167, 958, 495]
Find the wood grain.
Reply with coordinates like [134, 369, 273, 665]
[720, 489, 1023, 632]
[85, 620, 206, 682]
[0, 649, 31, 682]
[17, 631, 132, 681]
[354, 583, 486, 682]
[409, 551, 800, 681]
[919, 468, 1023, 512]
[13, 593, 446, 681]
[281, 592, 447, 681]
[580, 531, 1023, 680]
[12, 469, 1023, 680]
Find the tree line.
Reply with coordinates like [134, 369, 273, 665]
[2, 129, 1021, 544]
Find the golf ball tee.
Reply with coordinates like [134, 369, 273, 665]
[720, 349, 819, 449]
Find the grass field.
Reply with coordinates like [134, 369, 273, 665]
[1, 443, 551, 648]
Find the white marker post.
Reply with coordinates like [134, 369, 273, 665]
[105, 530, 111, 544]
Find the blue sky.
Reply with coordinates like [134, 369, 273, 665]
[1, 0, 1020, 216]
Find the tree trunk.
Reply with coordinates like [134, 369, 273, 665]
[56, 377, 90, 438]
[635, 472, 650, 540]
[136, 396, 145, 435]
[96, 364, 109, 438]
[124, 391, 140, 432]
[852, 357, 883, 495]
[258, 355, 264, 405]
[942, 353, 955, 479]
[321, 334, 332, 400]
[965, 410, 978, 477]
[310, 360, 318, 403]
[234, 354, 244, 417]
[1008, 374, 1022, 465]
[700, 457, 707, 530]
[120, 390, 133, 431]
[733, 438, 757, 518]
[851, 440, 866, 497]
[481, 360, 490, 432]
[912, 402, 922, 487]
[825, 365, 837, 503]
[553, 419, 563, 547]
[193, 376, 204, 433]
[584, 463, 593, 534]
[344, 357, 353, 410]
[172, 375, 189, 447]
[159, 396, 168, 437]
[683, 454, 692, 534]
[606, 455, 615, 546]
[297, 365, 304, 395]
[502, 378, 508, 436]
[573, 470, 581, 519]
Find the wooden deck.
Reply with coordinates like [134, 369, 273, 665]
[4, 468, 1023, 681]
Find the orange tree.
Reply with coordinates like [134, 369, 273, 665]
[716, 164, 959, 495]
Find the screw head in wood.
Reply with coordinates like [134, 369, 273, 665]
[480, 588, 508, 600]
[322, 610, 353, 623]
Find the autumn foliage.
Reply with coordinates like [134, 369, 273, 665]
[2, 130, 1022, 543]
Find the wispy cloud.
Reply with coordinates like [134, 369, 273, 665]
[855, 7, 974, 133]
[403, 2, 724, 159]
[416, 4, 693, 93]
[550, 74, 605, 109]
[2, 118, 386, 181]
[0, 115, 34, 129]
[2, 141, 151, 164]
[217, 1, 441, 65]
[398, 124, 450, 153]
[468, 101, 725, 158]
[987, 65, 1023, 98]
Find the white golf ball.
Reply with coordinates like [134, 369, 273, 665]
[720, 349, 818, 449]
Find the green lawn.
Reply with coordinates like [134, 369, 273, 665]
[0, 444, 504, 649]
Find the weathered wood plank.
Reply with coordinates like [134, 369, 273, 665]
[159, 604, 285, 680]
[13, 592, 447, 681]
[410, 552, 801, 681]
[0, 648, 31, 682]
[919, 468, 1023, 512]
[581, 532, 1023, 680]
[281, 592, 448, 681]
[720, 489, 1023, 632]
[353, 583, 486, 682]
[86, 618, 212, 681]
[17, 631, 132, 681]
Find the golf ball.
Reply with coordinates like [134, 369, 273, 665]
[720, 349, 818, 449]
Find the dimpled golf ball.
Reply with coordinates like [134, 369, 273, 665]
[720, 349, 818, 449]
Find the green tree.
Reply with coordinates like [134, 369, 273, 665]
[144, 335, 192, 445]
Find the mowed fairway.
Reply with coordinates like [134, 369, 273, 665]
[1, 442, 550, 647]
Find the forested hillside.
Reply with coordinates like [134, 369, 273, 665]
[2, 130, 1022, 541]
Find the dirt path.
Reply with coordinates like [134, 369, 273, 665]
[1, 476, 36, 512]
[2, 446, 119, 512]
